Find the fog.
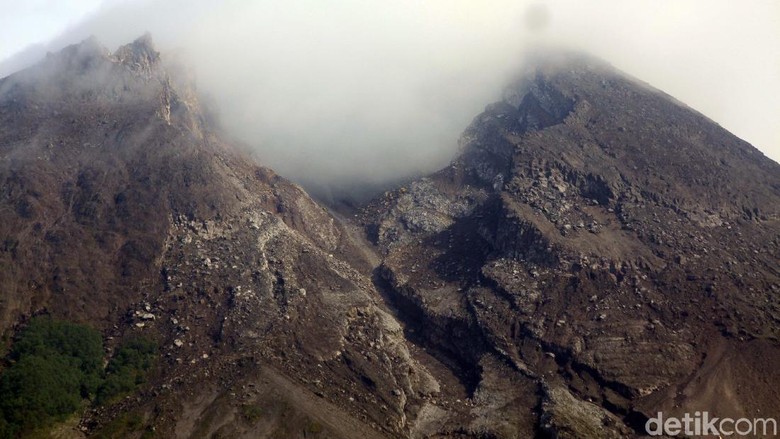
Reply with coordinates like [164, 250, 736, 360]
[2, 0, 778, 198]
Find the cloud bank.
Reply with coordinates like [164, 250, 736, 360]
[3, 0, 779, 198]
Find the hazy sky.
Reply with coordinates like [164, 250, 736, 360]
[1, 0, 778, 196]
[0, 1, 102, 60]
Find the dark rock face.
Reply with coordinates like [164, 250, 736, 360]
[359, 53, 780, 436]
[0, 36, 437, 438]
[1, 38, 779, 438]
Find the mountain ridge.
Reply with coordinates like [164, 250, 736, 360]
[358, 48, 780, 436]
[0, 35, 778, 438]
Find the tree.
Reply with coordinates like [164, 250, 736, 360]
[0, 317, 104, 437]
[0, 317, 158, 437]
[96, 336, 157, 405]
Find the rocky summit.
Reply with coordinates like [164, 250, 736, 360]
[0, 37, 778, 438]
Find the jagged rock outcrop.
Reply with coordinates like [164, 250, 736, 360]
[0, 36, 438, 438]
[2, 37, 779, 438]
[359, 53, 780, 437]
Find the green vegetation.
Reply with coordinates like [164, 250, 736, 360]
[304, 420, 324, 435]
[0, 317, 158, 438]
[96, 337, 157, 405]
[92, 412, 145, 439]
[0, 317, 103, 437]
[240, 403, 264, 423]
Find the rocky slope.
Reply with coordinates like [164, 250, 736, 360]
[358, 53, 780, 437]
[1, 37, 778, 438]
[0, 35, 439, 438]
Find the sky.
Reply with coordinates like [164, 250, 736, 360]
[0, 1, 102, 60]
[1, 0, 778, 197]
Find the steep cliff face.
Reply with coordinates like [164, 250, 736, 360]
[2, 37, 778, 438]
[0, 36, 439, 438]
[360, 53, 780, 437]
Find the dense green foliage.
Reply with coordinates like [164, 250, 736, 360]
[96, 337, 157, 405]
[0, 317, 103, 437]
[0, 317, 157, 438]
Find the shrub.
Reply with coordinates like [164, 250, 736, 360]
[0, 318, 158, 437]
[0, 317, 103, 437]
[0, 416, 11, 438]
[240, 404, 264, 423]
[95, 336, 157, 405]
[9, 316, 104, 396]
[92, 412, 145, 439]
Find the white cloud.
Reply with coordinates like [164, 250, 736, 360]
[1, 0, 778, 196]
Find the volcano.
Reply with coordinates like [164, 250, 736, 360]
[0, 36, 778, 438]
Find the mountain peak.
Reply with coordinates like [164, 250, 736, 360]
[523, 49, 613, 72]
[71, 34, 108, 56]
[36, 35, 110, 75]
[112, 32, 161, 77]
[0, 34, 207, 129]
